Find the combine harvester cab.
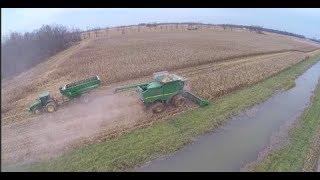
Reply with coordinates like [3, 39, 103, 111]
[29, 75, 101, 114]
[114, 71, 209, 113]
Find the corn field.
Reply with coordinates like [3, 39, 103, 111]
[1, 30, 320, 124]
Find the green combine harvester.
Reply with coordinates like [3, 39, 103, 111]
[114, 71, 209, 113]
[29, 76, 101, 114]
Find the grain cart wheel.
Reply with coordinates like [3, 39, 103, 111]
[152, 102, 165, 113]
[80, 93, 90, 103]
[46, 102, 57, 113]
[172, 95, 186, 107]
[33, 107, 41, 114]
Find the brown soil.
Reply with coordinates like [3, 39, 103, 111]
[1, 90, 147, 166]
[2, 29, 320, 167]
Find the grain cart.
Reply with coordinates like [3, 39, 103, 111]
[29, 76, 101, 114]
[114, 71, 209, 113]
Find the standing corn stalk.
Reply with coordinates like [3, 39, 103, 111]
[87, 27, 91, 38]
[94, 27, 100, 37]
[105, 27, 109, 39]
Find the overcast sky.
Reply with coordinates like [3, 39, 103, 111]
[2, 8, 320, 38]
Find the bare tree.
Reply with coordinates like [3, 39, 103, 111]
[86, 27, 91, 38]
[94, 27, 100, 37]
[2, 24, 82, 78]
[187, 24, 198, 31]
[146, 23, 157, 31]
[105, 27, 109, 39]
[248, 25, 263, 34]
[222, 25, 227, 31]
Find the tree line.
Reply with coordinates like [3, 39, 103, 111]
[138, 22, 307, 39]
[310, 38, 320, 44]
[218, 24, 305, 38]
[1, 24, 82, 78]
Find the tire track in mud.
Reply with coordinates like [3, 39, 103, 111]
[2, 91, 147, 167]
[0, 50, 312, 168]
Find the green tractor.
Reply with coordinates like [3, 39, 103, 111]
[29, 76, 101, 114]
[114, 71, 209, 113]
[29, 92, 58, 114]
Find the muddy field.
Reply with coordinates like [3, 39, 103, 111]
[2, 91, 145, 166]
[1, 89, 197, 167]
[2, 29, 320, 167]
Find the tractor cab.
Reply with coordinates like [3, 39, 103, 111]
[39, 92, 51, 106]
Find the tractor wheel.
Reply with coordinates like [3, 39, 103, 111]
[46, 102, 57, 113]
[80, 94, 90, 103]
[152, 102, 165, 113]
[172, 95, 186, 107]
[33, 107, 41, 114]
